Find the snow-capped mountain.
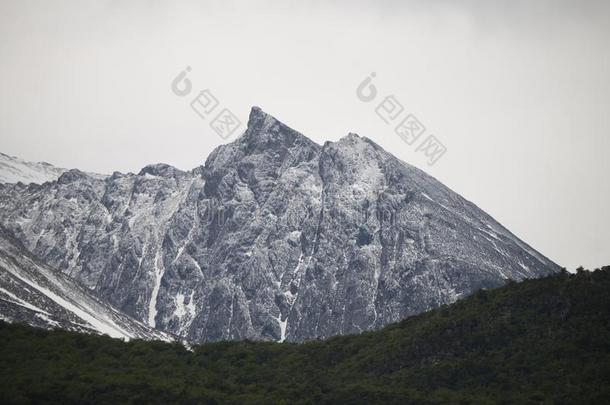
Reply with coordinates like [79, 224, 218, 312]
[0, 226, 172, 341]
[0, 107, 560, 343]
[0, 152, 68, 184]
[0, 152, 106, 185]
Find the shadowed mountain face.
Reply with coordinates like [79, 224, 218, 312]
[0, 107, 559, 342]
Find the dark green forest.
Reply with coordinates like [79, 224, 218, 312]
[1, 267, 609, 404]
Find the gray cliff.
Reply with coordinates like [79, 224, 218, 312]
[0, 107, 560, 342]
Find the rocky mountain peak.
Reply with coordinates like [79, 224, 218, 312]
[138, 163, 184, 179]
[240, 107, 318, 153]
[246, 106, 271, 129]
[0, 107, 560, 344]
[57, 169, 90, 184]
[344, 132, 362, 140]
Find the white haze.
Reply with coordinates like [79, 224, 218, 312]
[0, 0, 608, 270]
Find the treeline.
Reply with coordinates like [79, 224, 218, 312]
[1, 267, 609, 404]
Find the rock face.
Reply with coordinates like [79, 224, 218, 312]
[0, 107, 560, 343]
[0, 226, 172, 341]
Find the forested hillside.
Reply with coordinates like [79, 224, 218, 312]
[1, 267, 609, 404]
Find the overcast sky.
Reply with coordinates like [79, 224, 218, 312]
[0, 0, 608, 270]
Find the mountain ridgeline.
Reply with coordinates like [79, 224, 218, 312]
[0, 107, 559, 343]
[1, 268, 608, 404]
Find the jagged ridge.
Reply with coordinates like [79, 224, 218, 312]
[0, 107, 560, 342]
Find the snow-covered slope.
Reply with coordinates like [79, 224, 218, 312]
[0, 226, 173, 341]
[0, 152, 67, 184]
[0, 152, 106, 185]
[0, 107, 560, 343]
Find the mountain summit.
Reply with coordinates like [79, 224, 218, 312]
[0, 107, 559, 342]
